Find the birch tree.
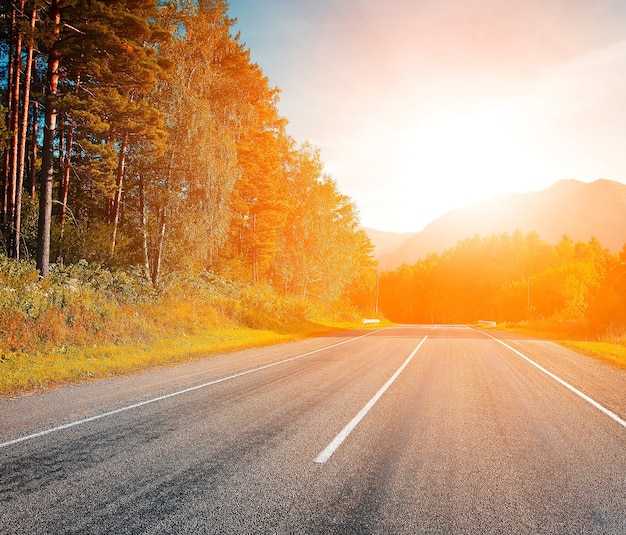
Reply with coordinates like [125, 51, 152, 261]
[131, 0, 260, 283]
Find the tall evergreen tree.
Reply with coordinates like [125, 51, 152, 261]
[31, 0, 169, 272]
[37, 0, 61, 276]
[11, 1, 37, 259]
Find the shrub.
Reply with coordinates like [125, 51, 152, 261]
[0, 253, 365, 360]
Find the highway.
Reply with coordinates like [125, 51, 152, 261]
[1, 325, 625, 534]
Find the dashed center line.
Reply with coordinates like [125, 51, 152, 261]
[315, 335, 429, 464]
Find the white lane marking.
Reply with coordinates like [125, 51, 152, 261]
[477, 329, 626, 429]
[315, 335, 429, 464]
[1, 329, 388, 450]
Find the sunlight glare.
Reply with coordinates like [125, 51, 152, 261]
[389, 103, 546, 216]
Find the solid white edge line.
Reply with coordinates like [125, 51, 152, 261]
[314, 335, 429, 464]
[0, 328, 386, 450]
[476, 329, 626, 429]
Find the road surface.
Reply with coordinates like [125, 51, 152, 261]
[1, 325, 625, 534]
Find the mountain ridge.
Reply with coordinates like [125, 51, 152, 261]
[365, 179, 626, 270]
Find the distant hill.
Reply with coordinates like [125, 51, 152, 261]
[370, 179, 626, 270]
[360, 227, 416, 258]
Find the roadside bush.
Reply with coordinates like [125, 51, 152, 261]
[0, 309, 35, 351]
[0, 255, 39, 290]
[0, 254, 365, 360]
[233, 285, 309, 329]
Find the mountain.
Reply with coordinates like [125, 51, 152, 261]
[360, 227, 416, 258]
[371, 179, 626, 270]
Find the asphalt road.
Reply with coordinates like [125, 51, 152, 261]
[1, 325, 625, 534]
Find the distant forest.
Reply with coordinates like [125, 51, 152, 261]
[0, 0, 375, 306]
[380, 231, 626, 336]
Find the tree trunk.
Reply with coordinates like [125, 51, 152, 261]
[29, 94, 38, 198]
[252, 213, 258, 285]
[59, 74, 79, 241]
[2, 4, 17, 228]
[37, 0, 61, 278]
[59, 121, 74, 238]
[152, 207, 166, 287]
[110, 130, 129, 257]
[138, 170, 151, 281]
[7, 1, 25, 253]
[151, 152, 174, 287]
[12, 2, 37, 260]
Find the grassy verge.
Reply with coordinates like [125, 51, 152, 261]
[477, 321, 566, 341]
[0, 320, 385, 397]
[479, 322, 626, 370]
[0, 318, 389, 397]
[558, 341, 626, 370]
[0, 326, 301, 396]
[0, 258, 387, 397]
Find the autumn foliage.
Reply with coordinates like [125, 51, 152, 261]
[0, 1, 375, 310]
[379, 231, 626, 337]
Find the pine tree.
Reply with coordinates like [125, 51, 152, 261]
[36, 0, 61, 276]
[12, 1, 37, 259]
[30, 0, 169, 271]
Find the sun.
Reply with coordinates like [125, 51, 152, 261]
[392, 103, 544, 213]
[325, 98, 556, 232]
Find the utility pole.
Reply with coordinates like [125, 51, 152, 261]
[375, 269, 380, 315]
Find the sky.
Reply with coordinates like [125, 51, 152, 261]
[227, 0, 626, 233]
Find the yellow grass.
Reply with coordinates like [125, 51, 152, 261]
[0, 327, 295, 396]
[478, 321, 564, 341]
[477, 322, 626, 370]
[0, 261, 383, 397]
[559, 341, 626, 370]
[0, 316, 377, 397]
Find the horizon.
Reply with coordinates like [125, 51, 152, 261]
[367, 176, 626, 273]
[229, 0, 626, 233]
[362, 176, 609, 234]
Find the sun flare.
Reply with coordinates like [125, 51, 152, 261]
[395, 104, 542, 208]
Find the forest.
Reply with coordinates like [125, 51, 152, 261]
[2, 1, 625, 375]
[379, 230, 626, 338]
[0, 0, 375, 306]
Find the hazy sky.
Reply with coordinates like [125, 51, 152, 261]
[228, 0, 626, 232]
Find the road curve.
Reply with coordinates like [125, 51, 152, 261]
[1, 325, 625, 534]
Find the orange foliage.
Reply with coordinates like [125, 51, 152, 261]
[379, 232, 625, 335]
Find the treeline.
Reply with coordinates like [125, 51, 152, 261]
[0, 1, 375, 308]
[380, 231, 626, 335]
